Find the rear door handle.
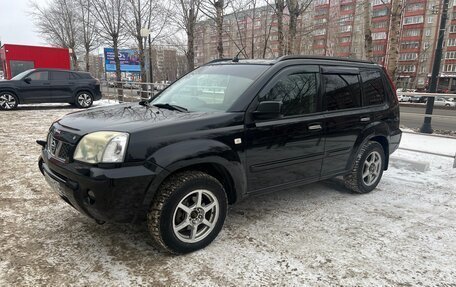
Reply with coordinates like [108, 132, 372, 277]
[308, 124, 322, 131]
[42, 82, 51, 86]
[360, 117, 371, 122]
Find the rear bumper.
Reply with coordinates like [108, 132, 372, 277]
[93, 90, 102, 101]
[39, 149, 161, 223]
[389, 129, 402, 154]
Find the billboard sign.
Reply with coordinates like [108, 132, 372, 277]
[104, 48, 140, 72]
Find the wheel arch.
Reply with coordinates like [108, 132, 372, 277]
[348, 122, 390, 171]
[0, 89, 20, 104]
[74, 89, 94, 99]
[141, 139, 246, 210]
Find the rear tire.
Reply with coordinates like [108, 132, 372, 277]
[344, 141, 385, 194]
[0, 92, 18, 110]
[147, 170, 227, 254]
[75, 91, 93, 108]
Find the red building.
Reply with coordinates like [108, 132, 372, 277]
[0, 44, 70, 79]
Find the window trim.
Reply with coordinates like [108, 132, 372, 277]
[320, 66, 362, 112]
[254, 65, 322, 120]
[359, 68, 387, 107]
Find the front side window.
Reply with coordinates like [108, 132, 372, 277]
[29, 71, 49, 81]
[152, 64, 268, 112]
[361, 70, 385, 106]
[259, 72, 318, 116]
[324, 74, 361, 110]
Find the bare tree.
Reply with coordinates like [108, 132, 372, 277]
[31, 0, 80, 69]
[200, 0, 229, 58]
[285, 0, 312, 55]
[274, 0, 285, 56]
[386, 0, 402, 81]
[124, 0, 169, 93]
[363, 0, 372, 61]
[77, 0, 98, 72]
[225, 0, 250, 58]
[91, 0, 127, 100]
[171, 0, 201, 71]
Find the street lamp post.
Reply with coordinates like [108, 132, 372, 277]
[420, 0, 449, 133]
[140, 28, 150, 98]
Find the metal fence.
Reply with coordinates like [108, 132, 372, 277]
[101, 80, 167, 102]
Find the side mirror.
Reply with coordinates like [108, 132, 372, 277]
[24, 77, 31, 84]
[252, 101, 282, 120]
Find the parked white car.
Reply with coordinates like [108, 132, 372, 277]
[398, 95, 411, 102]
[434, 97, 456, 107]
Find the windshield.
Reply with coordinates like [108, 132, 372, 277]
[151, 64, 269, 112]
[11, 69, 34, 80]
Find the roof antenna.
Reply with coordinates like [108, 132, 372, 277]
[232, 47, 246, 63]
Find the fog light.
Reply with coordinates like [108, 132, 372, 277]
[86, 190, 96, 205]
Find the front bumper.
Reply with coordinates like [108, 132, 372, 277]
[39, 148, 161, 223]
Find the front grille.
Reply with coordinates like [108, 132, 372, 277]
[47, 132, 74, 162]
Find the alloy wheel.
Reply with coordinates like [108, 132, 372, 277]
[172, 189, 220, 243]
[77, 93, 92, 107]
[362, 151, 382, 186]
[0, 94, 17, 110]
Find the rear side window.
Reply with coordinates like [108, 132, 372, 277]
[77, 73, 92, 79]
[360, 70, 385, 106]
[260, 72, 318, 116]
[323, 74, 361, 110]
[51, 71, 69, 80]
[70, 73, 81, 79]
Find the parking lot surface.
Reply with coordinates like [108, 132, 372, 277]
[1, 103, 455, 286]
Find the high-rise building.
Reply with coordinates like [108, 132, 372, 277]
[194, 0, 455, 91]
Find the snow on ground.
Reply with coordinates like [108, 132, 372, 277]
[1, 103, 455, 286]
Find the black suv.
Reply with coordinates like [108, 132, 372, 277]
[0, 68, 102, 110]
[38, 56, 401, 253]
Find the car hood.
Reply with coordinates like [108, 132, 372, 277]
[56, 103, 220, 135]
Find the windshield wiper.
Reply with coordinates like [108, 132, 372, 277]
[153, 103, 188, 112]
[139, 99, 151, 108]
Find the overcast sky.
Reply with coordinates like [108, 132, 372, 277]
[0, 0, 44, 46]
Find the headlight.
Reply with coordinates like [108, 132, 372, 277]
[73, 131, 129, 164]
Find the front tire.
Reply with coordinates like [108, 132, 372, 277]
[147, 171, 227, 254]
[75, 92, 93, 108]
[0, 92, 19, 110]
[344, 141, 385, 194]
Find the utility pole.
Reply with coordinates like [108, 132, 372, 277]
[420, 0, 449, 133]
[148, 34, 154, 84]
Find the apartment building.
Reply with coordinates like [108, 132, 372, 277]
[194, 0, 456, 90]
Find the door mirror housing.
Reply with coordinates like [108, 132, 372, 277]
[24, 77, 31, 84]
[252, 101, 282, 120]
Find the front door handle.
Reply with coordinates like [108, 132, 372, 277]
[360, 117, 371, 122]
[308, 124, 322, 131]
[42, 82, 51, 86]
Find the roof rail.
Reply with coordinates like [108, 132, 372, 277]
[206, 58, 233, 64]
[276, 55, 376, 64]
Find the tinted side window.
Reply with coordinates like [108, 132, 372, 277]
[78, 73, 92, 79]
[70, 73, 81, 80]
[29, 71, 49, 81]
[52, 71, 69, 80]
[260, 73, 318, 116]
[323, 74, 361, 110]
[361, 70, 385, 105]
